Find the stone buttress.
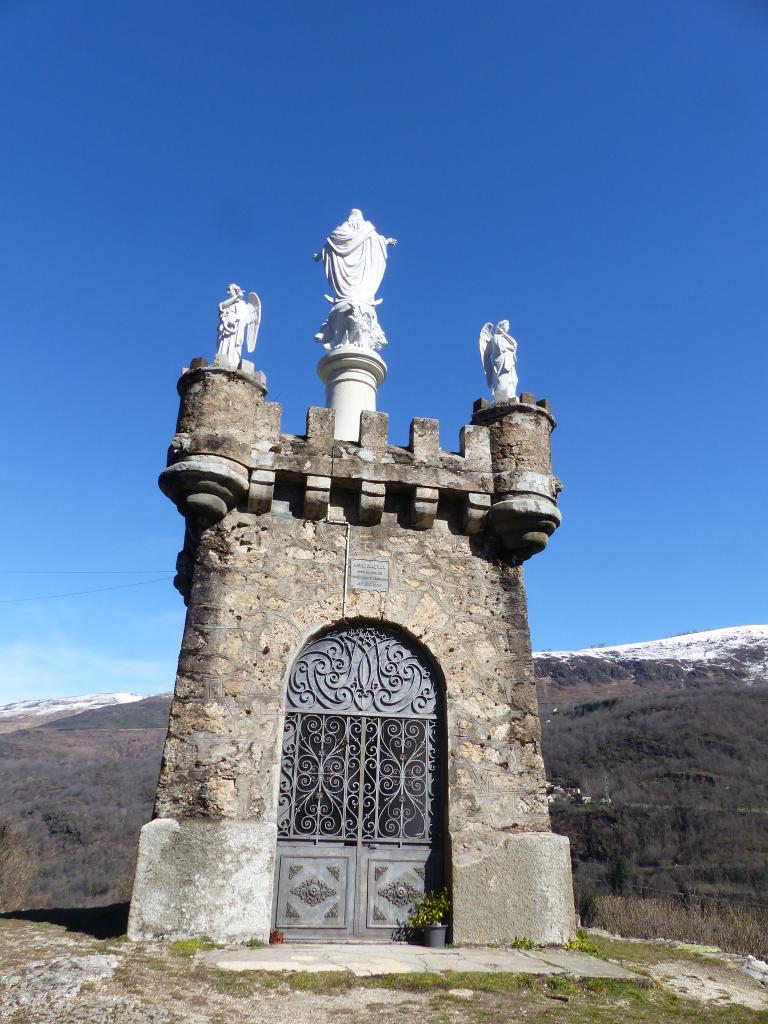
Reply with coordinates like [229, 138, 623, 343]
[127, 360, 575, 945]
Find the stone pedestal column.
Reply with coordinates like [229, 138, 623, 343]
[317, 347, 387, 442]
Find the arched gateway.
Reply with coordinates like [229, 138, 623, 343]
[272, 623, 444, 939]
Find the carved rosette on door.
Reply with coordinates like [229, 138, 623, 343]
[273, 624, 444, 939]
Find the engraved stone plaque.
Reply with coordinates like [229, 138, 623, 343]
[349, 558, 389, 592]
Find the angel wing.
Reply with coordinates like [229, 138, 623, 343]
[478, 322, 494, 388]
[244, 292, 262, 353]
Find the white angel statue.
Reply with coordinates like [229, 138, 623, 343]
[479, 320, 518, 402]
[214, 283, 262, 369]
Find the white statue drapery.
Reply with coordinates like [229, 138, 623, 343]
[479, 320, 518, 402]
[319, 210, 392, 304]
[314, 209, 396, 351]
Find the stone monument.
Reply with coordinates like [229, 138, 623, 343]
[314, 209, 395, 442]
[127, 214, 574, 946]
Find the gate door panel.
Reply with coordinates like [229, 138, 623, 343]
[274, 624, 443, 940]
[360, 847, 443, 935]
[274, 845, 355, 934]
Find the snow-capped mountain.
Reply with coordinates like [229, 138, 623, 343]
[0, 692, 145, 733]
[534, 625, 768, 703]
[2, 625, 766, 727]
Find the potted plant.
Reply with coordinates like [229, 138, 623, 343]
[407, 887, 451, 948]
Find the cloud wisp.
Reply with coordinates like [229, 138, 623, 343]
[0, 642, 176, 704]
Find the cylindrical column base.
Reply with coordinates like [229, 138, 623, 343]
[317, 347, 387, 442]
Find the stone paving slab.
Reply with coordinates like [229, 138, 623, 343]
[202, 942, 641, 980]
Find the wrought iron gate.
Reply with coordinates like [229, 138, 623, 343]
[273, 624, 443, 939]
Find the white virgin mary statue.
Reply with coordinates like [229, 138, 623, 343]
[316, 209, 396, 304]
[314, 209, 397, 351]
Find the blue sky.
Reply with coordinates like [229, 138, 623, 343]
[0, 1, 766, 701]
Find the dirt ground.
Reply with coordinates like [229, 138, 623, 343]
[1, 913, 768, 1024]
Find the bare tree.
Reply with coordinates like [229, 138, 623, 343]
[0, 820, 33, 912]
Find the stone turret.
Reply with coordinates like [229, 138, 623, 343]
[472, 394, 562, 560]
[128, 353, 575, 947]
[159, 359, 268, 520]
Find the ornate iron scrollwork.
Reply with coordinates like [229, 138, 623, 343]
[278, 712, 438, 842]
[286, 625, 438, 716]
[278, 625, 441, 845]
[278, 714, 362, 839]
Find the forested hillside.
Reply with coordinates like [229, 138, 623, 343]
[0, 697, 168, 907]
[0, 627, 766, 911]
[541, 688, 768, 904]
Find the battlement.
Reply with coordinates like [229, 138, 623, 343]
[160, 359, 562, 554]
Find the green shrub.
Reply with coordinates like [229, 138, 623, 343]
[407, 887, 452, 929]
[564, 928, 606, 958]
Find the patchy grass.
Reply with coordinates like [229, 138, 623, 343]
[212, 969, 260, 998]
[371, 970, 539, 994]
[545, 974, 580, 996]
[169, 937, 221, 957]
[288, 970, 355, 992]
[246, 936, 266, 948]
[510, 935, 536, 949]
[535, 982, 768, 1023]
[95, 933, 130, 954]
[585, 932, 718, 967]
[210, 969, 768, 1022]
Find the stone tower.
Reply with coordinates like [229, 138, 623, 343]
[128, 211, 574, 944]
[127, 342, 576, 943]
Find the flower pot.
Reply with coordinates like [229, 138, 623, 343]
[423, 924, 447, 949]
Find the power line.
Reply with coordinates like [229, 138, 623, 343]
[0, 569, 174, 575]
[0, 578, 171, 603]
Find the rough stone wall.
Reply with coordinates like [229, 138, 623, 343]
[472, 397, 560, 499]
[132, 361, 576, 944]
[154, 505, 551, 839]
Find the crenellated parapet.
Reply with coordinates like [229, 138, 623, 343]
[159, 359, 562, 579]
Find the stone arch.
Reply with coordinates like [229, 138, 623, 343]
[272, 618, 448, 940]
[281, 615, 448, 712]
